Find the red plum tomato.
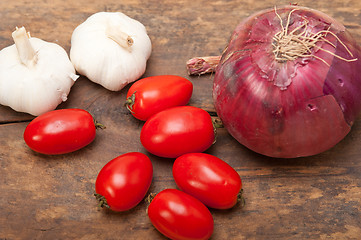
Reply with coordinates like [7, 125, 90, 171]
[147, 189, 214, 240]
[126, 75, 193, 121]
[140, 106, 215, 158]
[23, 108, 96, 155]
[173, 153, 242, 209]
[95, 152, 153, 212]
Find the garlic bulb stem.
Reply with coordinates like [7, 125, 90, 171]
[106, 24, 133, 50]
[12, 27, 38, 68]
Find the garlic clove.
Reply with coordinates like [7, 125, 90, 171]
[0, 26, 77, 116]
[70, 12, 152, 91]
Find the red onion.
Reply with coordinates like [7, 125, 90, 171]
[189, 6, 361, 158]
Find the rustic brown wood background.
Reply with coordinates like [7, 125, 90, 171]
[1, 0, 361, 239]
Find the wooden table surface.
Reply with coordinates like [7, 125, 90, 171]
[1, 0, 361, 239]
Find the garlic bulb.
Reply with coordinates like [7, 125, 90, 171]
[0, 27, 78, 116]
[70, 12, 152, 91]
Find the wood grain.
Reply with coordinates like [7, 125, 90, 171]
[1, 0, 361, 239]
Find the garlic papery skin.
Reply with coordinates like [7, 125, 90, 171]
[0, 27, 78, 116]
[70, 12, 152, 91]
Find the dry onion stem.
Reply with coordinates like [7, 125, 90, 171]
[272, 7, 358, 66]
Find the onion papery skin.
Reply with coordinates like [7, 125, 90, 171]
[213, 6, 361, 158]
